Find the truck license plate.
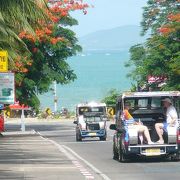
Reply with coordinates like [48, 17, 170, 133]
[145, 148, 160, 156]
[89, 133, 96, 136]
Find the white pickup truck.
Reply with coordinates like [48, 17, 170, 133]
[74, 102, 108, 141]
[110, 91, 180, 162]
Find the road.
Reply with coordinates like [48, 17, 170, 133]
[5, 119, 180, 180]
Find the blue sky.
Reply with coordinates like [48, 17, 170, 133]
[71, 0, 147, 37]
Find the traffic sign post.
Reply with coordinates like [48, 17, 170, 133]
[9, 102, 31, 132]
[0, 51, 14, 132]
[46, 108, 52, 115]
[0, 113, 4, 132]
[0, 72, 15, 104]
[0, 51, 8, 72]
[21, 109, 25, 132]
[107, 107, 115, 117]
[0, 104, 4, 110]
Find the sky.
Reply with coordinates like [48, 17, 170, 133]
[71, 0, 147, 37]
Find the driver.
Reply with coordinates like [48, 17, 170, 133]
[123, 102, 154, 145]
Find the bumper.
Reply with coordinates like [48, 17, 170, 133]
[125, 144, 179, 157]
[80, 129, 106, 138]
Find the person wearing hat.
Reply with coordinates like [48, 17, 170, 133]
[155, 98, 178, 144]
[123, 102, 154, 145]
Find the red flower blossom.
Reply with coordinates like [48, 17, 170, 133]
[32, 48, 38, 53]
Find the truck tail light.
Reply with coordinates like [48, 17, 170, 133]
[124, 141, 129, 147]
[177, 130, 180, 144]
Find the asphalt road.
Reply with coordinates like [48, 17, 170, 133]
[5, 119, 180, 180]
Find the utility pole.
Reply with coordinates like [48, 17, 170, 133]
[53, 81, 57, 113]
[21, 109, 25, 132]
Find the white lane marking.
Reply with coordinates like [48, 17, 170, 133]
[0, 143, 50, 145]
[38, 129, 75, 133]
[0, 158, 68, 162]
[39, 135, 95, 180]
[63, 145, 111, 180]
[59, 141, 112, 145]
[37, 131, 43, 137]
[85, 176, 94, 179]
[2, 140, 47, 142]
[83, 173, 92, 176]
[1, 166, 76, 169]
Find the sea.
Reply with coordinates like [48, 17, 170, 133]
[39, 50, 133, 111]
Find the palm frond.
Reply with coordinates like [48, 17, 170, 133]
[0, 0, 48, 33]
[0, 0, 49, 66]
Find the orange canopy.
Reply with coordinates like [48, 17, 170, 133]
[9, 101, 30, 110]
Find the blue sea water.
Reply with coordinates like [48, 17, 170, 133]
[39, 51, 132, 111]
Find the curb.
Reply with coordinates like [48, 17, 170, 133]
[5, 118, 74, 124]
[0, 130, 38, 137]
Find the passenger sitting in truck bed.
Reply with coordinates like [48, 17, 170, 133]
[155, 98, 178, 144]
[123, 102, 154, 145]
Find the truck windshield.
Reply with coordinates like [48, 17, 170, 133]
[84, 116, 103, 122]
[124, 97, 162, 110]
[78, 106, 105, 115]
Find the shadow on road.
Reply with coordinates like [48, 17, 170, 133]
[113, 156, 179, 163]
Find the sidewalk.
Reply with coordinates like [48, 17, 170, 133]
[0, 133, 85, 180]
[5, 117, 73, 123]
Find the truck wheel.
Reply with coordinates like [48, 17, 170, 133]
[171, 152, 180, 161]
[113, 144, 119, 160]
[76, 133, 79, 141]
[79, 135, 82, 141]
[118, 147, 126, 162]
[100, 131, 107, 141]
[76, 132, 82, 142]
[100, 136, 106, 141]
[118, 139, 128, 162]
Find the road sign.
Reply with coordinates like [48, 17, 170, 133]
[4, 110, 10, 117]
[0, 104, 4, 110]
[46, 108, 52, 115]
[0, 51, 8, 72]
[107, 107, 115, 116]
[0, 72, 15, 104]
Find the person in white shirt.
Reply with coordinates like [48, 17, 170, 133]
[155, 98, 178, 144]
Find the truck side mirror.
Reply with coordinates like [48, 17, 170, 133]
[73, 120, 78, 124]
[109, 124, 116, 130]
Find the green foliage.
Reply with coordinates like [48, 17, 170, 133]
[0, 0, 48, 61]
[16, 23, 81, 110]
[127, 0, 180, 91]
[102, 89, 120, 106]
[141, 0, 178, 35]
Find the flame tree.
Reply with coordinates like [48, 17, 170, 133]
[126, 0, 180, 90]
[1, 0, 89, 110]
[0, 0, 48, 65]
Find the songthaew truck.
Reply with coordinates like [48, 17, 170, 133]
[74, 102, 108, 141]
[110, 91, 180, 162]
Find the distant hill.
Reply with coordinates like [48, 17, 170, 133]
[79, 25, 147, 52]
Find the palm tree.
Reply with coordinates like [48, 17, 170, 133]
[0, 0, 48, 64]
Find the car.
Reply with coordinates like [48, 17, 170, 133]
[110, 91, 180, 162]
[74, 102, 108, 141]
